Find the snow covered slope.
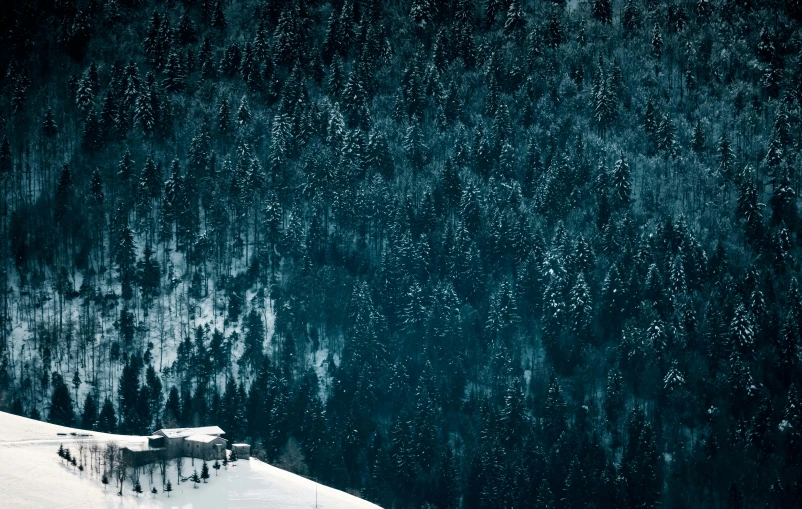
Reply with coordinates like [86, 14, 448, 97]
[0, 411, 381, 509]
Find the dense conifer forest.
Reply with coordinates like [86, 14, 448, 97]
[1, 0, 802, 507]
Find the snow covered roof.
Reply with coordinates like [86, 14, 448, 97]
[155, 426, 225, 438]
[185, 434, 225, 443]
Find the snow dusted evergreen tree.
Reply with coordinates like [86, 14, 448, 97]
[162, 52, 185, 93]
[593, 0, 613, 24]
[651, 24, 663, 60]
[778, 312, 799, 387]
[543, 374, 567, 444]
[611, 156, 631, 209]
[730, 303, 755, 360]
[541, 265, 567, 365]
[503, 0, 526, 39]
[594, 61, 617, 135]
[622, 408, 660, 509]
[568, 273, 593, 359]
[134, 83, 155, 136]
[605, 367, 625, 426]
[201, 460, 210, 483]
[737, 167, 764, 244]
[717, 131, 736, 180]
[770, 164, 797, 228]
[692, 119, 706, 153]
[623, 0, 640, 34]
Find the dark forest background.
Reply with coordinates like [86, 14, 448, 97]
[1, 0, 802, 507]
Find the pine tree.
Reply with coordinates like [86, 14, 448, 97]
[737, 168, 764, 244]
[54, 164, 73, 226]
[546, 15, 563, 49]
[218, 98, 231, 136]
[601, 264, 626, 336]
[236, 95, 251, 127]
[134, 479, 142, 496]
[717, 132, 735, 180]
[162, 52, 185, 93]
[692, 119, 706, 153]
[116, 223, 136, 298]
[543, 374, 567, 444]
[651, 24, 663, 60]
[605, 367, 625, 426]
[594, 62, 617, 134]
[611, 156, 632, 209]
[568, 273, 593, 357]
[134, 84, 155, 136]
[669, 255, 687, 297]
[365, 129, 394, 180]
[201, 460, 210, 482]
[42, 107, 58, 138]
[770, 165, 797, 228]
[211, 0, 227, 29]
[404, 117, 428, 177]
[242, 309, 265, 371]
[542, 265, 567, 364]
[49, 375, 74, 426]
[622, 408, 661, 509]
[98, 398, 116, 432]
[593, 0, 613, 24]
[730, 303, 755, 360]
[762, 61, 783, 98]
[656, 114, 677, 157]
[536, 478, 555, 508]
[623, 0, 640, 34]
[778, 312, 799, 387]
[82, 393, 97, 430]
[165, 480, 172, 497]
[75, 77, 95, 117]
[503, 0, 526, 39]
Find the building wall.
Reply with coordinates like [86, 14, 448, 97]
[184, 438, 226, 460]
[164, 437, 185, 459]
[121, 448, 166, 468]
[232, 444, 251, 459]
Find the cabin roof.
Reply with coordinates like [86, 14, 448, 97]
[185, 434, 224, 444]
[154, 426, 224, 438]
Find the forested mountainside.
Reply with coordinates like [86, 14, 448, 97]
[1, 0, 802, 507]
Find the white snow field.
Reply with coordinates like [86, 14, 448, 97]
[0, 411, 381, 509]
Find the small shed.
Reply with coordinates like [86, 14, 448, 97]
[184, 434, 227, 460]
[232, 443, 251, 459]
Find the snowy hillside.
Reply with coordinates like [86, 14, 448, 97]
[0, 411, 381, 509]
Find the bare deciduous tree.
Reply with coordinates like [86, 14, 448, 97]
[174, 456, 184, 486]
[147, 459, 156, 486]
[115, 452, 127, 496]
[158, 450, 168, 488]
